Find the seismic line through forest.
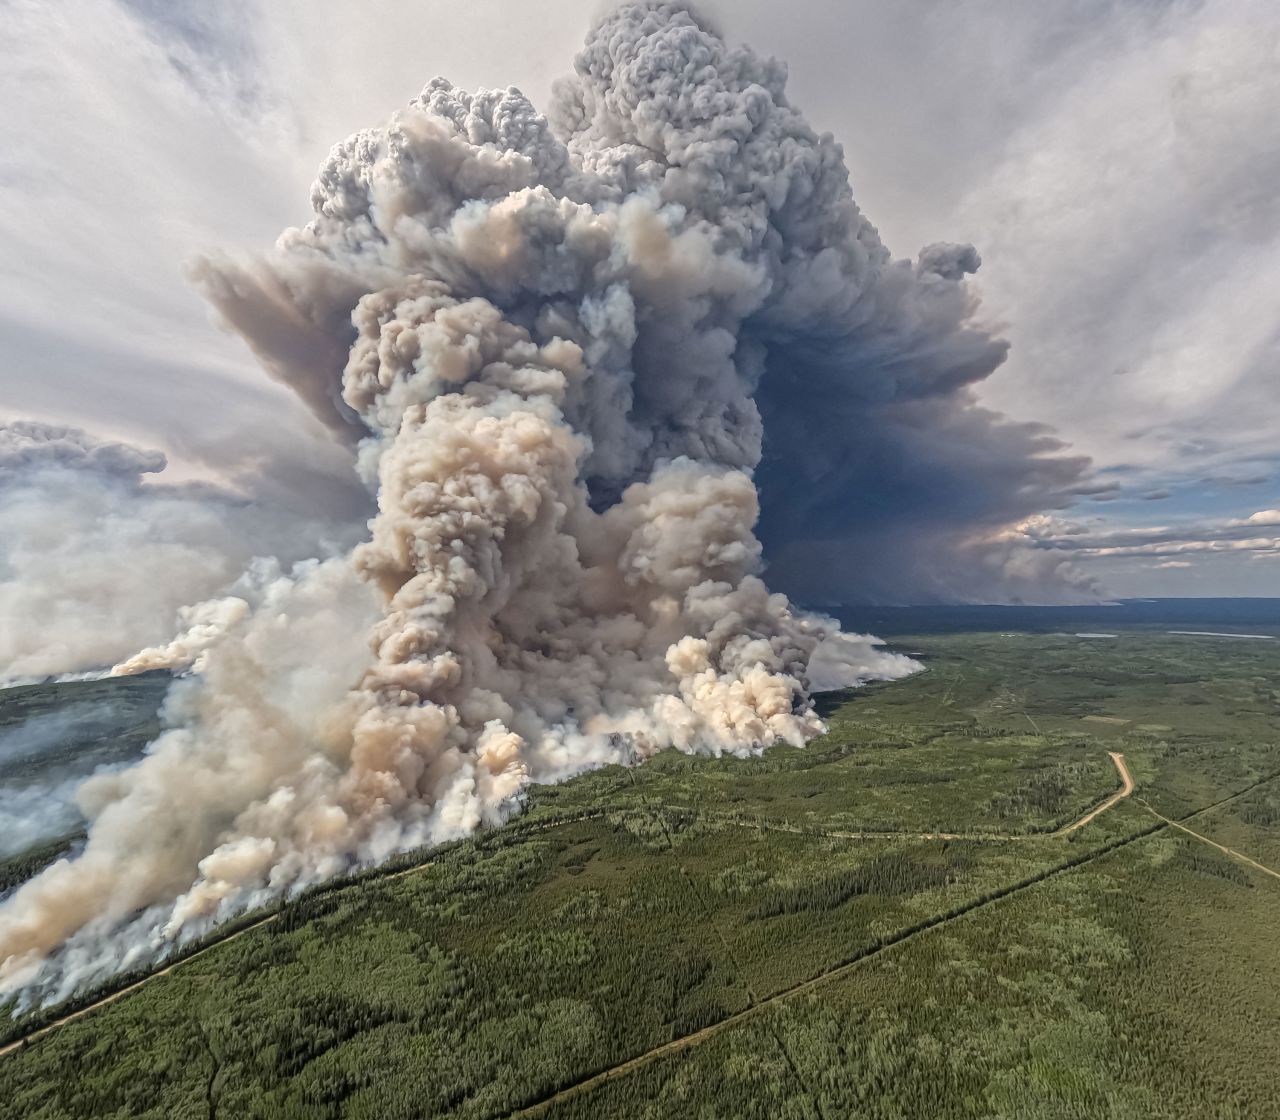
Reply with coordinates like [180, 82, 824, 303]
[503, 816, 1167, 1118]
[703, 750, 1134, 843]
[1138, 800, 1280, 882]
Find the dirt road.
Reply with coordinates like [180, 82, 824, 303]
[710, 750, 1135, 844]
[1055, 752, 1134, 835]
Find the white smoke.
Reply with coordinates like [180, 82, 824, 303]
[804, 631, 919, 694]
[0, 703, 139, 860]
[0, 0, 1022, 1002]
[110, 596, 251, 677]
[0, 421, 359, 683]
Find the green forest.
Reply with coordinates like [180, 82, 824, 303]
[1, 628, 1278, 1118]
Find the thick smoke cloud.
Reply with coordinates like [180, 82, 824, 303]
[190, 3, 1096, 606]
[0, 422, 359, 683]
[755, 396, 1099, 604]
[0, 1, 1078, 1001]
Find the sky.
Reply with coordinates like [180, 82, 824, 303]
[1, 0, 1277, 604]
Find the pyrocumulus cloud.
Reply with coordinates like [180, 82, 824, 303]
[0, 1, 1079, 1004]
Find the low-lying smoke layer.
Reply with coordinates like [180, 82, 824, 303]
[0, 0, 1048, 1001]
[0, 705, 128, 860]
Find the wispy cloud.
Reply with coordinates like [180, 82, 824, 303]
[1, 0, 1275, 600]
[1019, 509, 1280, 562]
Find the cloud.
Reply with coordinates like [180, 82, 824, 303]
[0, 422, 166, 480]
[1017, 509, 1280, 562]
[0, 421, 361, 682]
[944, 0, 1280, 484]
[703, 0, 1280, 595]
[5, 0, 1271, 597]
[2, 0, 1269, 599]
[1237, 510, 1280, 527]
[1, 2, 940, 1003]
[755, 390, 1098, 604]
[720, 0, 1279, 490]
[192, 10, 1097, 608]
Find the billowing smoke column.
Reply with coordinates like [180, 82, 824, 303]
[0, 0, 1027, 1001]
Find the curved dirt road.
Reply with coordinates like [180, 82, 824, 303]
[1056, 752, 1134, 835]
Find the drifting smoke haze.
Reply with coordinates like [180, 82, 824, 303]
[0, 704, 133, 859]
[1, 1, 1089, 1003]
[0, 421, 362, 683]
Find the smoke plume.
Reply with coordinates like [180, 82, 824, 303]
[0, 1, 1079, 1001]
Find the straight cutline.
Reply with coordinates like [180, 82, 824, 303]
[503, 818, 1166, 1118]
